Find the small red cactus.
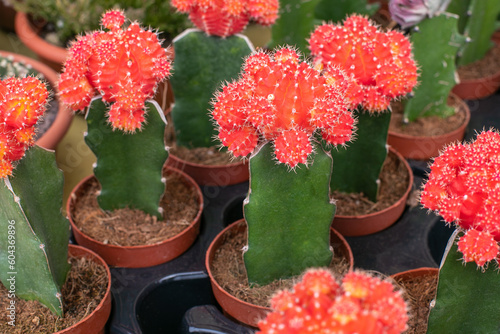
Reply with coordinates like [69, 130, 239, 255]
[171, 0, 279, 37]
[211, 47, 355, 168]
[0, 77, 48, 178]
[421, 130, 500, 267]
[309, 15, 418, 112]
[257, 269, 408, 334]
[58, 10, 172, 132]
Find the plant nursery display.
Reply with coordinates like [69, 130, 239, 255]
[58, 10, 203, 268]
[0, 76, 111, 333]
[308, 14, 417, 235]
[387, 0, 471, 160]
[166, 0, 279, 185]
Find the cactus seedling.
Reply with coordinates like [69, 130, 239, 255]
[309, 15, 418, 201]
[212, 46, 355, 285]
[0, 76, 71, 316]
[257, 269, 409, 334]
[58, 10, 172, 218]
[421, 130, 500, 333]
[169, 0, 278, 149]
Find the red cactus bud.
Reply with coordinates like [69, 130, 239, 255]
[421, 130, 500, 267]
[0, 77, 48, 178]
[172, 0, 278, 37]
[309, 15, 418, 113]
[212, 47, 354, 167]
[258, 269, 408, 334]
[58, 11, 172, 132]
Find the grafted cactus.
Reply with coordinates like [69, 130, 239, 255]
[0, 55, 39, 78]
[0, 77, 70, 316]
[258, 269, 409, 334]
[58, 10, 172, 218]
[170, 0, 278, 148]
[211, 47, 355, 285]
[421, 130, 500, 332]
[309, 15, 418, 201]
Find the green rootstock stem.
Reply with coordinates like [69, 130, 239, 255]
[330, 109, 390, 202]
[427, 230, 500, 333]
[85, 97, 168, 218]
[0, 146, 70, 316]
[243, 142, 335, 286]
[314, 0, 379, 23]
[170, 29, 254, 148]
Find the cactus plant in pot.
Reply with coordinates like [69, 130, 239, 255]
[58, 10, 203, 268]
[205, 46, 356, 328]
[386, 0, 472, 161]
[0, 76, 111, 333]
[165, 0, 279, 186]
[308, 15, 417, 236]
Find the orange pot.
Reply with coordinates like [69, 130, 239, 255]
[166, 154, 249, 186]
[390, 267, 438, 282]
[387, 96, 470, 161]
[58, 244, 112, 334]
[0, 50, 73, 150]
[206, 219, 354, 328]
[331, 147, 414, 237]
[452, 69, 500, 101]
[67, 167, 203, 268]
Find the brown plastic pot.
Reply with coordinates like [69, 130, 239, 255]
[166, 154, 249, 186]
[58, 244, 112, 334]
[387, 95, 470, 161]
[331, 147, 414, 237]
[206, 219, 354, 328]
[390, 267, 438, 282]
[452, 68, 500, 101]
[67, 166, 203, 268]
[0, 50, 73, 150]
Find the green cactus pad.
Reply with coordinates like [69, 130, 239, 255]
[427, 230, 500, 333]
[0, 146, 70, 316]
[403, 13, 464, 122]
[170, 29, 254, 148]
[314, 0, 379, 23]
[330, 109, 390, 202]
[243, 142, 335, 285]
[268, 0, 322, 55]
[85, 97, 168, 218]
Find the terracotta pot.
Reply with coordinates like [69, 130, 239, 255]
[331, 147, 414, 237]
[0, 50, 73, 150]
[67, 166, 203, 268]
[206, 219, 354, 328]
[390, 267, 438, 282]
[58, 244, 112, 334]
[166, 154, 249, 186]
[14, 11, 68, 72]
[387, 95, 470, 161]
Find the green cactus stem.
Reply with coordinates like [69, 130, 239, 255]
[402, 13, 465, 122]
[243, 141, 335, 285]
[427, 230, 500, 333]
[0, 146, 70, 316]
[84, 97, 168, 218]
[330, 109, 390, 202]
[268, 0, 321, 55]
[314, 0, 380, 23]
[170, 29, 254, 148]
[447, 0, 500, 66]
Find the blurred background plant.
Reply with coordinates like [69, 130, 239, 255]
[5, 0, 192, 46]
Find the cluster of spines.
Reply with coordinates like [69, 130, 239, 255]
[58, 9, 172, 132]
[211, 47, 355, 168]
[171, 0, 279, 37]
[257, 269, 408, 334]
[421, 130, 500, 267]
[0, 77, 48, 177]
[309, 15, 418, 113]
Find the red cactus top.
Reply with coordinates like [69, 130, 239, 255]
[309, 15, 418, 112]
[258, 269, 408, 334]
[171, 0, 279, 37]
[0, 77, 48, 178]
[211, 47, 355, 168]
[58, 10, 172, 132]
[421, 130, 500, 267]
